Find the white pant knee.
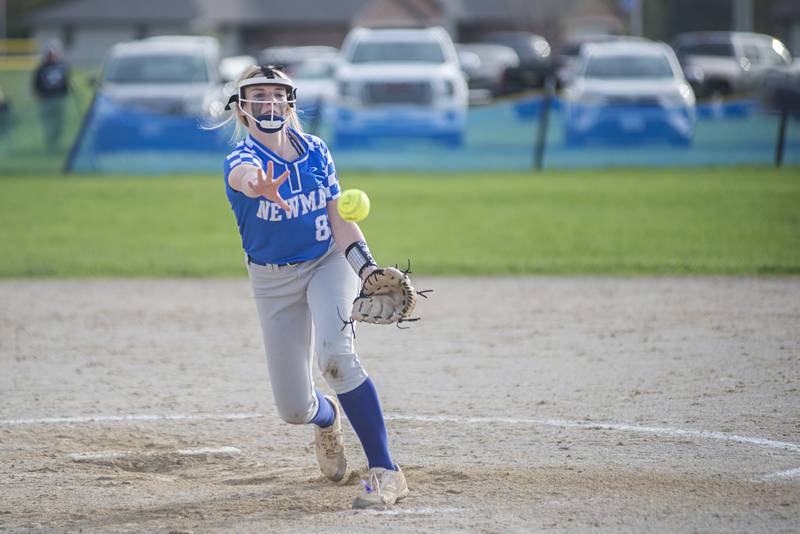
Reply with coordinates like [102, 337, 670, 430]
[317, 349, 368, 394]
[274, 396, 316, 425]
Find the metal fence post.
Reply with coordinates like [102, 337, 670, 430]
[775, 110, 787, 168]
[534, 76, 555, 172]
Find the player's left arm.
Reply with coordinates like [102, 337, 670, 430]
[327, 201, 377, 279]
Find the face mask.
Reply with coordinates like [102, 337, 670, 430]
[239, 98, 287, 133]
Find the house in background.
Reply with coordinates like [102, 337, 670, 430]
[29, 0, 365, 66]
[28, 0, 627, 67]
[31, 0, 214, 66]
[453, 0, 625, 48]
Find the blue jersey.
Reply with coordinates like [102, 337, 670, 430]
[224, 130, 342, 265]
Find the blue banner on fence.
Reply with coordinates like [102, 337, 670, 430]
[67, 91, 232, 173]
[66, 91, 799, 174]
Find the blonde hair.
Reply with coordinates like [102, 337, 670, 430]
[207, 65, 305, 142]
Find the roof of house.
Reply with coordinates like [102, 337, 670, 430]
[31, 0, 371, 25]
[197, 0, 371, 25]
[32, 0, 203, 23]
[31, 0, 621, 28]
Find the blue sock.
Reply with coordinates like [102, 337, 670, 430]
[309, 389, 335, 428]
[337, 377, 395, 470]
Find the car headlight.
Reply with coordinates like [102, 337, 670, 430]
[660, 85, 694, 107]
[534, 40, 551, 58]
[678, 83, 695, 103]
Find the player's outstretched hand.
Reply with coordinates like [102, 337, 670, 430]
[248, 161, 291, 212]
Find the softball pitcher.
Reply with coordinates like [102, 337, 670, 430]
[219, 65, 416, 509]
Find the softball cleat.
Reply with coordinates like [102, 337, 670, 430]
[352, 465, 409, 509]
[314, 395, 347, 482]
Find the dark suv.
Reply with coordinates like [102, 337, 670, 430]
[480, 31, 553, 93]
[672, 31, 795, 98]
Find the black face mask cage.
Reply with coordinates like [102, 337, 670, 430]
[225, 64, 298, 111]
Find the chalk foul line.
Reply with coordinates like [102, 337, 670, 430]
[383, 414, 800, 454]
[0, 412, 264, 426]
[759, 466, 800, 481]
[68, 446, 241, 461]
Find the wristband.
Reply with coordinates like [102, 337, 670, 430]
[345, 240, 378, 277]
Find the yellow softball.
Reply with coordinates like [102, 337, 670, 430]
[337, 189, 370, 222]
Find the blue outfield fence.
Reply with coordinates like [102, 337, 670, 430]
[65, 90, 800, 174]
[66, 91, 232, 173]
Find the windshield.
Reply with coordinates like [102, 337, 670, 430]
[349, 41, 446, 63]
[288, 60, 335, 79]
[677, 43, 734, 57]
[104, 54, 209, 84]
[584, 54, 674, 79]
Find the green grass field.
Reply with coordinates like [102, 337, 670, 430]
[0, 167, 798, 277]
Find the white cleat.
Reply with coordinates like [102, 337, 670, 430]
[352, 465, 409, 509]
[314, 395, 347, 482]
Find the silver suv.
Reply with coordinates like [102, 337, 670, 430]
[332, 26, 468, 147]
[100, 36, 224, 117]
[563, 41, 696, 146]
[672, 32, 795, 98]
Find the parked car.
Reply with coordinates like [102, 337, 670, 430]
[456, 43, 519, 98]
[332, 26, 468, 147]
[672, 32, 795, 98]
[480, 31, 552, 92]
[555, 34, 650, 88]
[563, 41, 696, 146]
[99, 36, 224, 117]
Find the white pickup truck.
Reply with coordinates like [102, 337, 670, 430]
[331, 26, 468, 148]
[99, 36, 224, 117]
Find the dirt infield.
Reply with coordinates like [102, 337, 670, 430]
[1, 277, 798, 533]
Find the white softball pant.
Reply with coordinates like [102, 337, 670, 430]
[246, 244, 368, 425]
